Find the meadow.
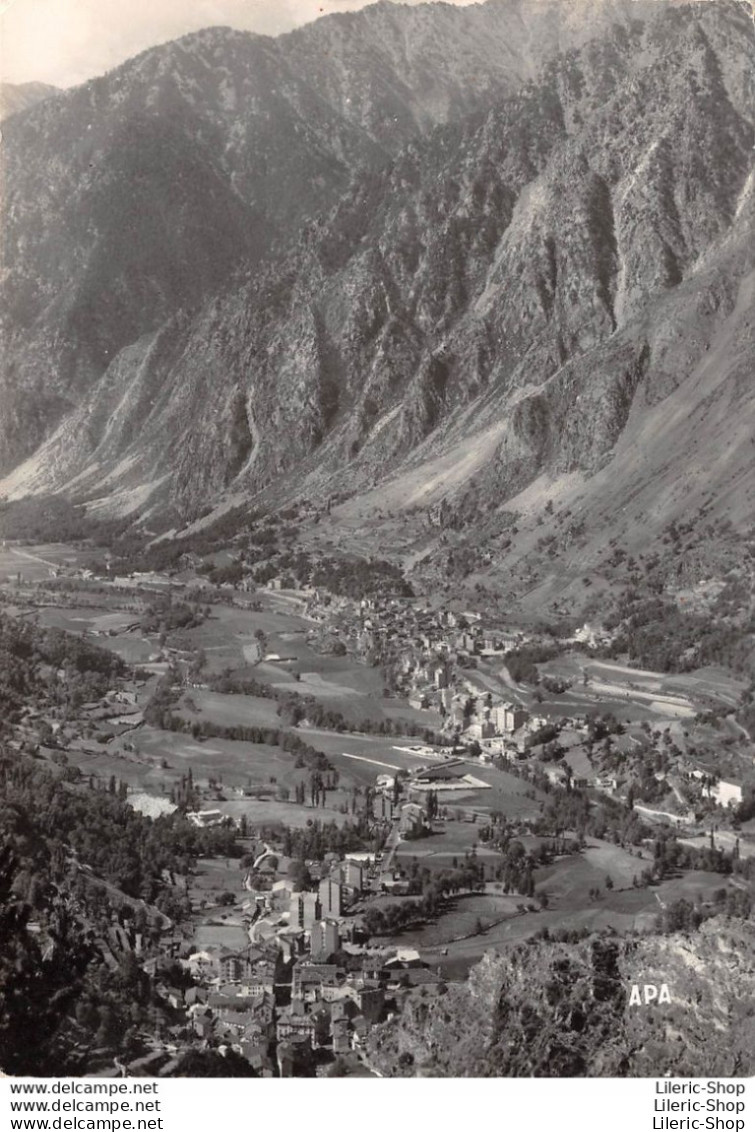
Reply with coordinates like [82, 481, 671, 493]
[430, 762, 547, 820]
[175, 688, 282, 729]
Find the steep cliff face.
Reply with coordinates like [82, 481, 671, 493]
[0, 28, 383, 471]
[1, 1, 753, 534]
[366, 920, 755, 1077]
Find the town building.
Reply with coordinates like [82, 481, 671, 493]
[289, 891, 320, 930]
[310, 919, 340, 961]
[318, 875, 342, 919]
[398, 802, 427, 837]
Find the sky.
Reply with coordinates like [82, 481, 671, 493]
[0, 0, 477, 88]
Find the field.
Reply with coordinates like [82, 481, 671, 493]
[680, 831, 755, 859]
[265, 651, 443, 730]
[534, 839, 647, 903]
[426, 762, 547, 820]
[0, 542, 90, 583]
[395, 841, 503, 875]
[10, 598, 162, 665]
[188, 855, 251, 952]
[65, 723, 360, 832]
[212, 796, 352, 829]
[188, 856, 247, 906]
[374, 892, 524, 950]
[175, 689, 282, 729]
[65, 725, 295, 793]
[538, 653, 744, 720]
[380, 820, 751, 978]
[468, 651, 744, 728]
[172, 604, 307, 674]
[177, 602, 444, 729]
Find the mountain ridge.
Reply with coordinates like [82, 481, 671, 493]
[0, 0, 753, 586]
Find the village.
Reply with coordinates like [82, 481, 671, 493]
[1, 538, 753, 1076]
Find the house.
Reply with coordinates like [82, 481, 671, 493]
[350, 1015, 370, 1049]
[276, 1001, 330, 1049]
[186, 809, 224, 828]
[412, 759, 466, 785]
[184, 986, 208, 1008]
[400, 969, 443, 988]
[466, 719, 496, 741]
[220, 952, 247, 982]
[270, 878, 296, 910]
[398, 802, 427, 837]
[357, 986, 384, 1024]
[707, 780, 744, 808]
[491, 704, 529, 733]
[385, 948, 423, 968]
[432, 663, 450, 689]
[241, 962, 276, 996]
[191, 1007, 214, 1040]
[277, 1036, 316, 1078]
[341, 860, 363, 892]
[359, 955, 385, 984]
[292, 962, 336, 1002]
[381, 874, 412, 895]
[330, 1016, 351, 1055]
[372, 794, 394, 822]
[543, 765, 570, 788]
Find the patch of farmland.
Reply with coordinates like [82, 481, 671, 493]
[99, 635, 157, 664]
[215, 797, 352, 829]
[534, 841, 647, 904]
[176, 689, 281, 729]
[385, 893, 524, 949]
[438, 763, 546, 819]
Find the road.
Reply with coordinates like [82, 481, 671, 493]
[380, 823, 402, 877]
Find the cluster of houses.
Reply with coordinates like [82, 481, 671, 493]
[172, 932, 443, 1075]
[353, 601, 525, 699]
[165, 842, 449, 1075]
[300, 594, 531, 705]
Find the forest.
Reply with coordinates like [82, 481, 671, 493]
[0, 750, 242, 1075]
[0, 611, 125, 721]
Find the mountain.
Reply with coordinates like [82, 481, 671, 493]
[0, 0, 753, 577]
[0, 82, 59, 120]
[1, 0, 638, 477]
[0, 27, 384, 472]
[365, 920, 755, 1077]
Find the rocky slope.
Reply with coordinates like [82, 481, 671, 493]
[366, 919, 755, 1076]
[2, 0, 650, 476]
[0, 1, 753, 549]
